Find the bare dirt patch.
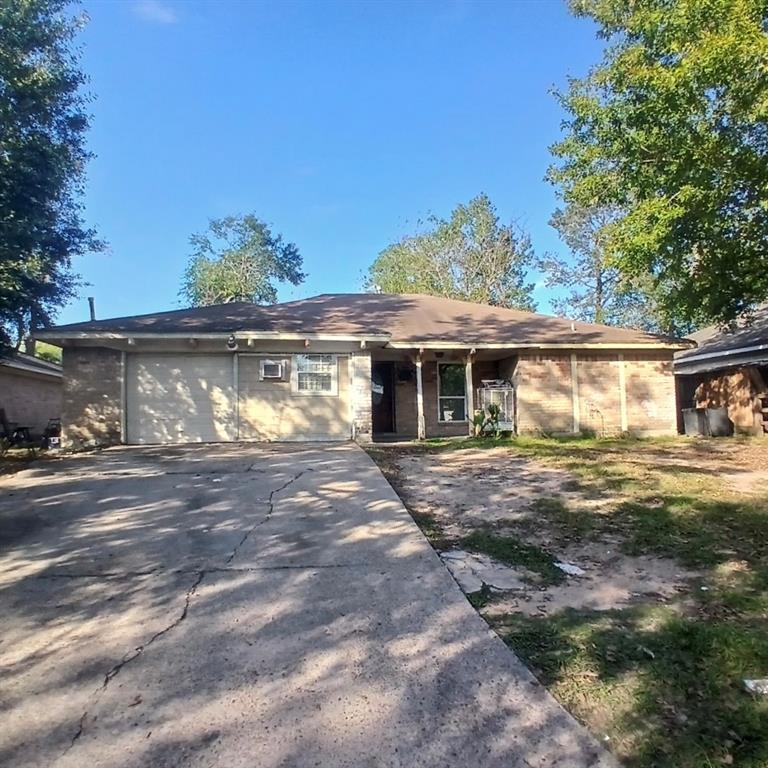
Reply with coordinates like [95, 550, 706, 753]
[377, 445, 699, 616]
[369, 437, 768, 768]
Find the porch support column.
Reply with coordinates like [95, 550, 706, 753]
[465, 349, 475, 436]
[120, 350, 127, 444]
[416, 350, 426, 440]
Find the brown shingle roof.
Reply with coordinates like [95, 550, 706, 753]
[674, 303, 768, 372]
[0, 352, 62, 377]
[39, 293, 688, 348]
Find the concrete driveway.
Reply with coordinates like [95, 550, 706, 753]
[0, 443, 614, 768]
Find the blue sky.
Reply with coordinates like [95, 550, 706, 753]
[61, 0, 603, 325]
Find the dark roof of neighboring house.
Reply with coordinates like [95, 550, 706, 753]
[0, 351, 62, 378]
[37, 293, 688, 348]
[675, 304, 768, 373]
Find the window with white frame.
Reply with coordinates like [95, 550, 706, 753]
[437, 363, 467, 422]
[292, 354, 338, 395]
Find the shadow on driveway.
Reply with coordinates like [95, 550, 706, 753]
[0, 443, 615, 768]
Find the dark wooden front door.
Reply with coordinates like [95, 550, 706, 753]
[371, 362, 395, 434]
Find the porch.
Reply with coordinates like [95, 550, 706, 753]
[369, 349, 517, 441]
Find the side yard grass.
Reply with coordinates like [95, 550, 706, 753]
[0, 444, 42, 476]
[368, 436, 768, 768]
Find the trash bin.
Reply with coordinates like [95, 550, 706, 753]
[705, 407, 732, 437]
[682, 407, 708, 436]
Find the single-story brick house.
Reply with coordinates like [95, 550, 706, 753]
[35, 293, 688, 448]
[674, 304, 768, 436]
[0, 352, 63, 438]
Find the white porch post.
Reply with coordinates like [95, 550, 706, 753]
[465, 349, 475, 436]
[120, 350, 127, 444]
[233, 353, 239, 441]
[416, 351, 426, 440]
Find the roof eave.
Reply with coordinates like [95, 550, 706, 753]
[674, 340, 768, 366]
[0, 359, 63, 378]
[34, 330, 392, 344]
[386, 340, 689, 351]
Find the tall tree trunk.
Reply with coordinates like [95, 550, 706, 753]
[594, 263, 605, 325]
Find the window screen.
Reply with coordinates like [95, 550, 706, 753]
[294, 354, 337, 394]
[438, 363, 467, 422]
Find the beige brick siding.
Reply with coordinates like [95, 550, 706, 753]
[623, 352, 677, 435]
[62, 347, 123, 449]
[514, 354, 574, 434]
[0, 368, 62, 437]
[350, 352, 373, 442]
[515, 351, 676, 437]
[578, 355, 623, 434]
[58, 345, 677, 446]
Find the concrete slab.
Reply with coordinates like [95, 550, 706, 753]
[0, 443, 615, 767]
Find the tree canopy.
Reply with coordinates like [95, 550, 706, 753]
[366, 194, 537, 311]
[0, 0, 99, 352]
[548, 0, 768, 330]
[541, 203, 660, 330]
[179, 214, 305, 307]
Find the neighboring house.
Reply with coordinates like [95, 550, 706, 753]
[674, 305, 768, 436]
[35, 293, 689, 448]
[0, 352, 63, 437]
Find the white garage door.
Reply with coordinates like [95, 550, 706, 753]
[126, 354, 236, 444]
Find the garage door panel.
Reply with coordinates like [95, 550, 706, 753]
[127, 355, 235, 444]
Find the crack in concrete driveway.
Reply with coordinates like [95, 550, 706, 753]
[64, 468, 309, 752]
[0, 443, 616, 768]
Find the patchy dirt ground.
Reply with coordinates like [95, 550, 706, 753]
[373, 445, 700, 617]
[369, 437, 768, 768]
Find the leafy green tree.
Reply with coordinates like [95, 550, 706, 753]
[0, 0, 100, 352]
[180, 214, 305, 306]
[541, 203, 660, 330]
[367, 194, 537, 311]
[22, 339, 62, 363]
[548, 0, 768, 330]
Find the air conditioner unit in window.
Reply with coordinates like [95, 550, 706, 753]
[260, 360, 284, 380]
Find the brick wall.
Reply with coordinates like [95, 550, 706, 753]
[623, 352, 677, 435]
[349, 352, 373, 443]
[57, 345, 678, 446]
[687, 366, 766, 435]
[514, 354, 574, 434]
[0, 368, 62, 436]
[394, 362, 418, 438]
[62, 347, 123, 449]
[578, 355, 623, 434]
[515, 351, 677, 437]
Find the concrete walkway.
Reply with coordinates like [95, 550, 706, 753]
[0, 443, 615, 768]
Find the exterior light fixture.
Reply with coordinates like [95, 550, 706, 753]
[226, 334, 238, 351]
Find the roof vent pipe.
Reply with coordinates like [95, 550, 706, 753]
[88, 297, 96, 321]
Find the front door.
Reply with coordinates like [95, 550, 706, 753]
[371, 362, 395, 434]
